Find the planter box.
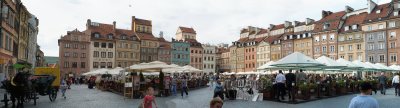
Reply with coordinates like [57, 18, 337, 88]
[262, 90, 274, 100]
[296, 90, 311, 100]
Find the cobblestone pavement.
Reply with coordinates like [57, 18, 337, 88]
[19, 85, 400, 108]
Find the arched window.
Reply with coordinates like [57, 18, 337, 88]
[107, 34, 113, 39]
[121, 34, 127, 40]
[93, 32, 100, 38]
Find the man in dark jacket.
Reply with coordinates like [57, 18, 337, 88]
[285, 69, 296, 99]
[378, 72, 387, 95]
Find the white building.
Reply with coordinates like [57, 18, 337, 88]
[202, 44, 217, 73]
[27, 15, 39, 70]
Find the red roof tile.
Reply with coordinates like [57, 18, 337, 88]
[136, 32, 158, 41]
[270, 24, 285, 30]
[314, 11, 346, 32]
[265, 35, 281, 44]
[257, 29, 268, 35]
[364, 3, 391, 23]
[340, 12, 368, 33]
[237, 38, 249, 43]
[179, 27, 196, 34]
[254, 37, 266, 42]
[87, 23, 114, 36]
[134, 18, 152, 26]
[240, 29, 249, 34]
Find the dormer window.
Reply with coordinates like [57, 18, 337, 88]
[323, 23, 330, 30]
[108, 34, 113, 39]
[352, 25, 358, 30]
[376, 10, 381, 14]
[122, 35, 127, 40]
[132, 36, 137, 40]
[345, 26, 349, 31]
[94, 33, 100, 38]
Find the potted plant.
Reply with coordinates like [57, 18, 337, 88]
[309, 83, 317, 95]
[297, 83, 310, 100]
[336, 80, 346, 94]
[260, 77, 273, 100]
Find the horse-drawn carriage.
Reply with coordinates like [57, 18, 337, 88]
[1, 66, 60, 107]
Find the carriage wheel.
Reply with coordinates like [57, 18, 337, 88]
[49, 88, 57, 102]
[3, 93, 8, 107]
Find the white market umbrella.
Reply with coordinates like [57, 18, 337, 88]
[108, 67, 124, 75]
[364, 62, 382, 71]
[336, 58, 362, 70]
[316, 56, 346, 69]
[352, 60, 374, 71]
[389, 65, 400, 71]
[182, 65, 202, 73]
[271, 52, 325, 68]
[257, 61, 277, 70]
[374, 63, 393, 71]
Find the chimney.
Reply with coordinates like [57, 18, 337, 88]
[131, 16, 136, 31]
[322, 10, 333, 18]
[284, 21, 292, 28]
[113, 21, 116, 30]
[159, 31, 164, 38]
[306, 18, 315, 25]
[269, 24, 275, 30]
[86, 19, 91, 29]
[293, 21, 300, 26]
[345, 5, 354, 13]
[367, 0, 377, 14]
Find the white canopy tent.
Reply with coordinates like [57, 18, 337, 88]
[352, 60, 374, 71]
[82, 68, 109, 76]
[374, 63, 393, 71]
[316, 56, 346, 70]
[107, 67, 124, 75]
[336, 58, 361, 69]
[257, 61, 276, 70]
[271, 52, 325, 69]
[389, 65, 400, 71]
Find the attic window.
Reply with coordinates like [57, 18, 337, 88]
[94, 33, 100, 38]
[352, 25, 357, 30]
[376, 10, 381, 14]
[344, 26, 349, 31]
[394, 11, 399, 16]
[323, 23, 330, 30]
[108, 34, 113, 39]
[122, 35, 127, 40]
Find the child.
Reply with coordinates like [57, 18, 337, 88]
[60, 79, 68, 99]
[140, 87, 158, 108]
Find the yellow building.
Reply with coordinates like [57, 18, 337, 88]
[293, 18, 315, 58]
[17, 4, 30, 63]
[338, 12, 368, 62]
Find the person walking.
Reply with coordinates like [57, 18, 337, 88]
[213, 81, 224, 100]
[275, 70, 286, 101]
[140, 87, 158, 108]
[171, 77, 177, 96]
[378, 72, 387, 95]
[348, 82, 379, 108]
[392, 74, 399, 96]
[209, 74, 214, 88]
[181, 76, 189, 98]
[60, 79, 68, 99]
[285, 69, 296, 99]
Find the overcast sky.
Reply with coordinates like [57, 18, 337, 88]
[22, 0, 390, 57]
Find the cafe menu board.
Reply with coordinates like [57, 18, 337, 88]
[133, 76, 140, 90]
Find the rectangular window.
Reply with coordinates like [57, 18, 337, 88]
[314, 36, 320, 42]
[94, 42, 99, 47]
[72, 62, 77, 68]
[358, 54, 362, 61]
[357, 44, 362, 50]
[368, 34, 373, 40]
[73, 52, 78, 58]
[390, 54, 397, 62]
[81, 62, 86, 68]
[345, 26, 349, 31]
[369, 56, 374, 62]
[379, 55, 385, 62]
[348, 45, 353, 51]
[100, 62, 106, 68]
[81, 45, 86, 49]
[348, 35, 353, 40]
[378, 24, 384, 29]
[94, 51, 99, 57]
[352, 25, 357, 30]
[349, 55, 353, 61]
[340, 46, 344, 52]
[107, 62, 112, 68]
[379, 43, 384, 49]
[81, 53, 86, 58]
[108, 52, 113, 58]
[64, 62, 69, 68]
[322, 46, 327, 53]
[108, 43, 113, 48]
[101, 52, 106, 58]
[368, 44, 374, 50]
[329, 46, 335, 53]
[101, 43, 107, 48]
[368, 26, 372, 31]
[389, 21, 396, 28]
[340, 55, 344, 59]
[93, 62, 98, 68]
[339, 36, 345, 41]
[390, 42, 396, 49]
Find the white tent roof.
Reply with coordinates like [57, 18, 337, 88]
[389, 65, 400, 71]
[257, 61, 276, 70]
[316, 56, 346, 68]
[271, 52, 325, 67]
[129, 61, 177, 72]
[83, 68, 109, 76]
[364, 62, 382, 70]
[182, 65, 202, 72]
[108, 67, 124, 75]
[336, 58, 360, 68]
[352, 60, 373, 70]
[374, 63, 392, 71]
